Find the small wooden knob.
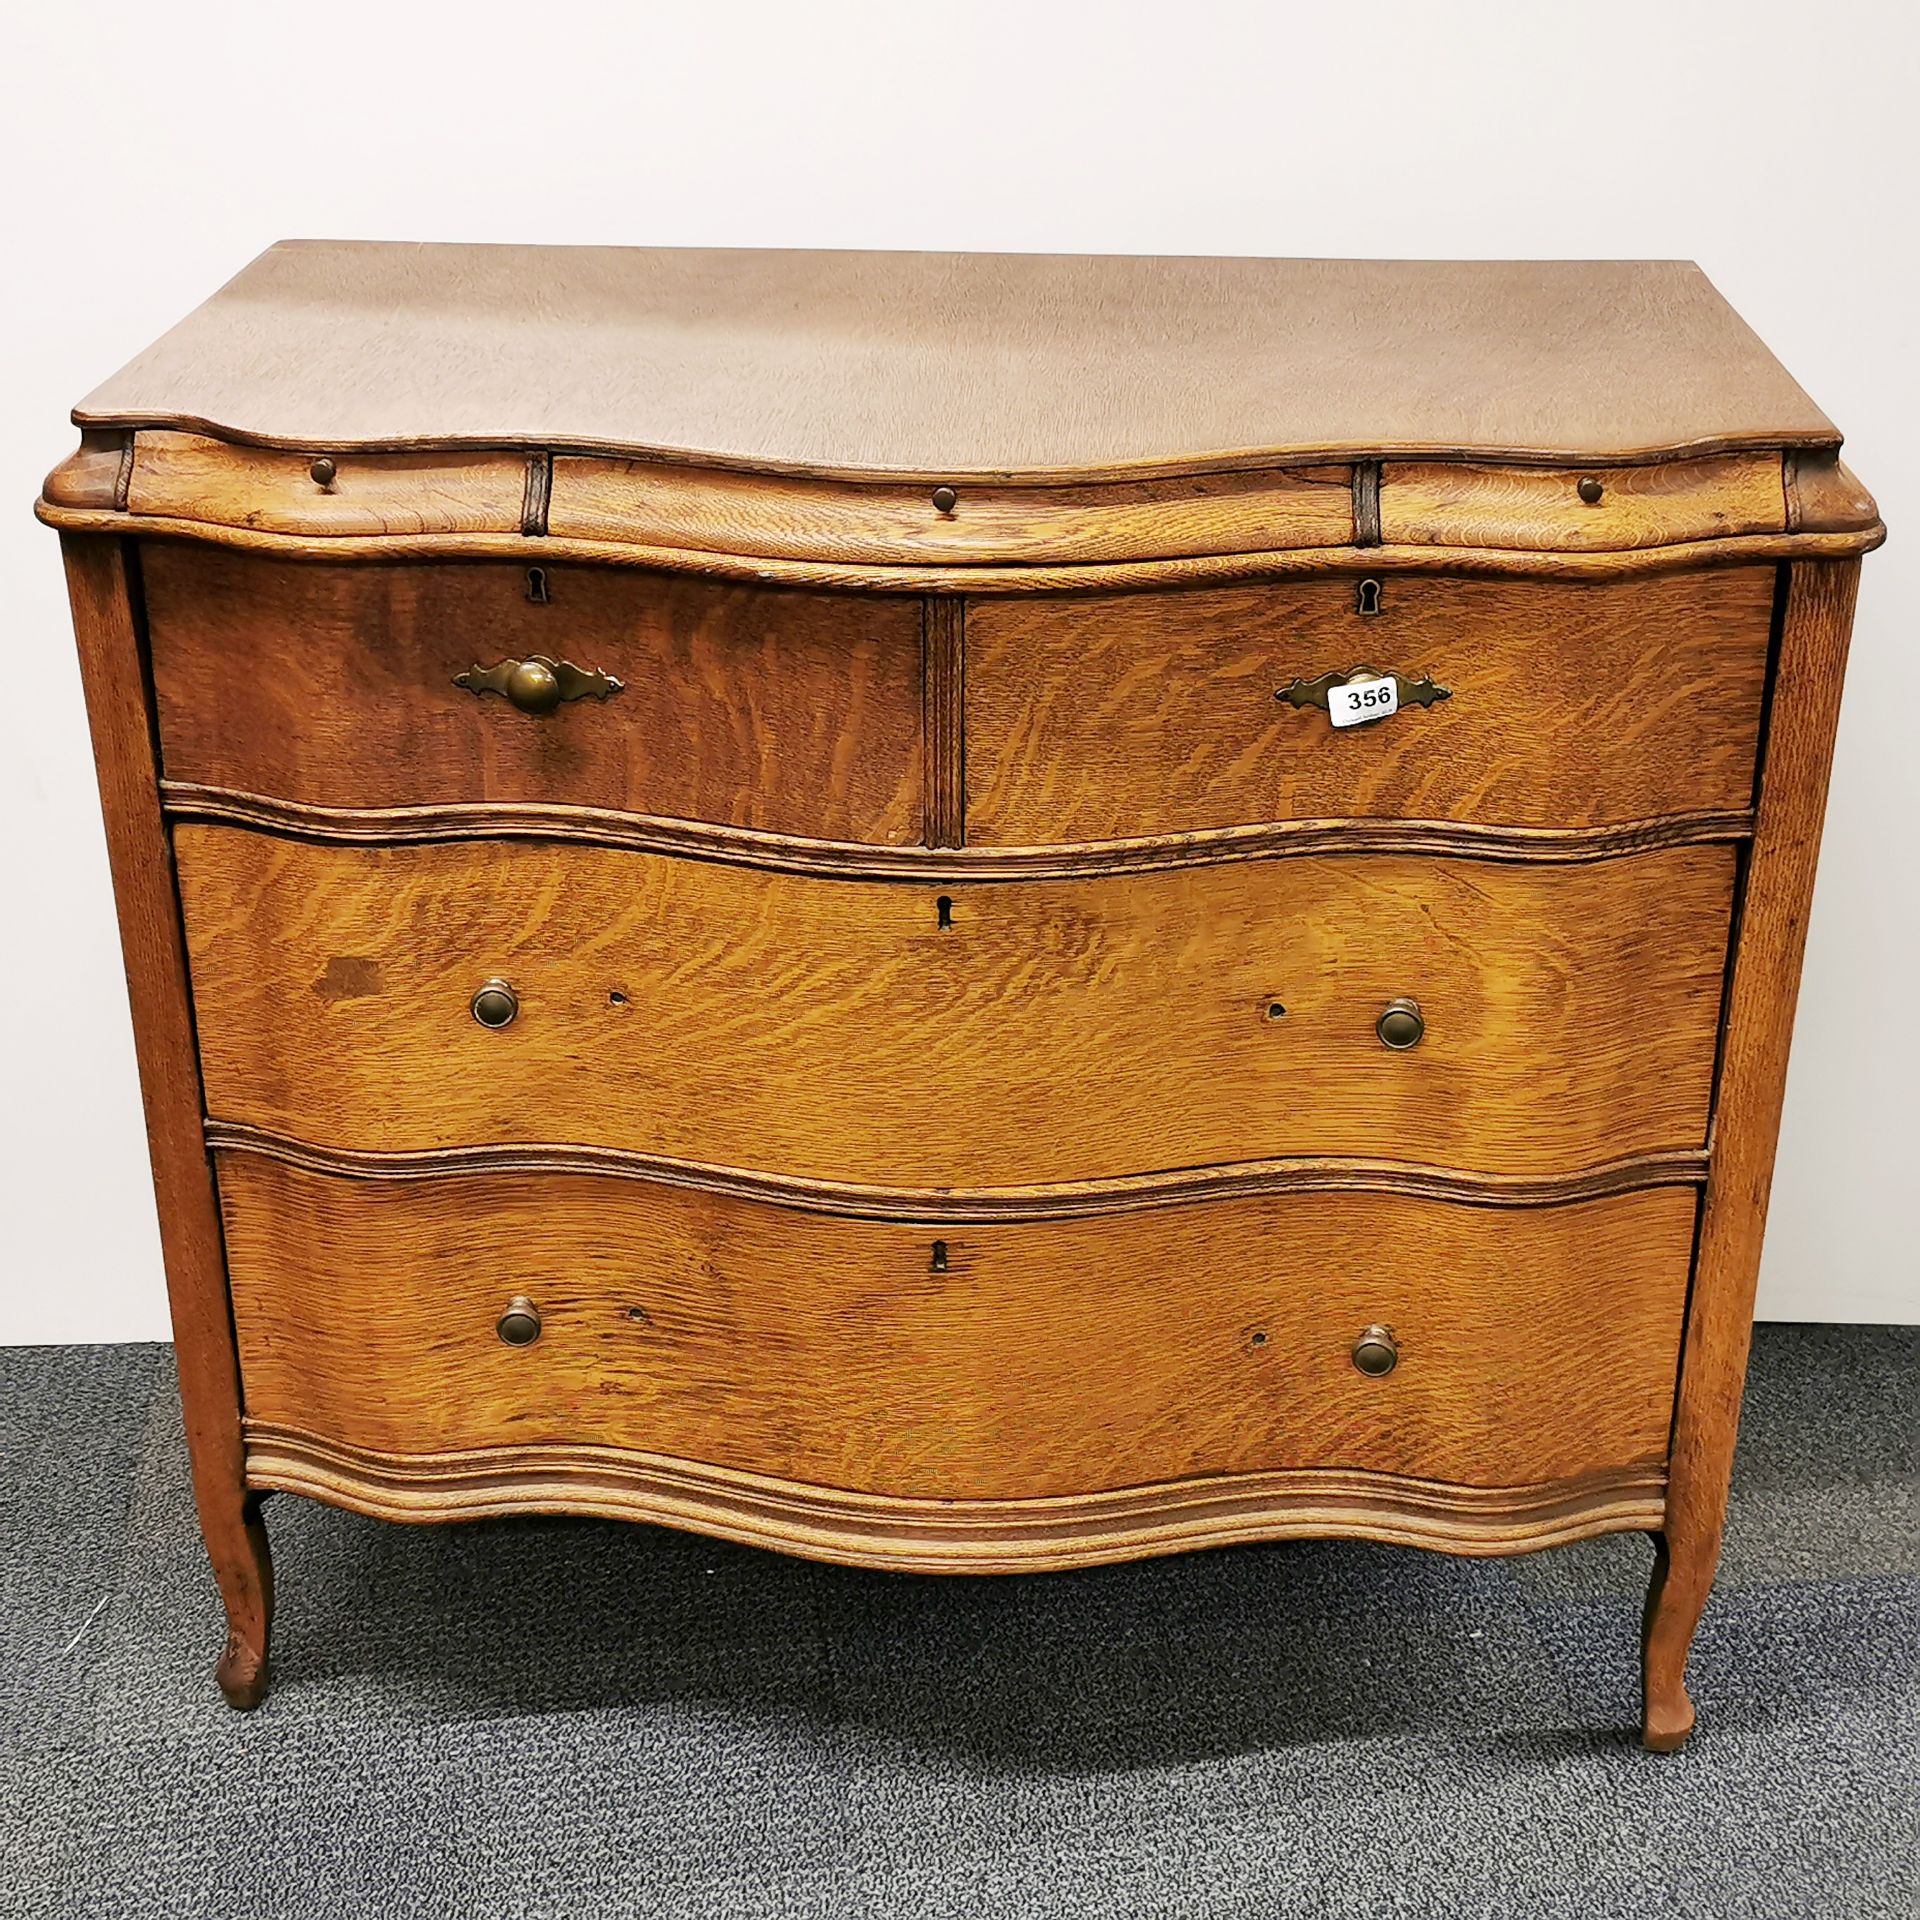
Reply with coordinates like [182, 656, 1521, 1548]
[309, 455, 337, 490]
[931, 485, 958, 515]
[471, 978, 519, 1029]
[1352, 1325, 1399, 1377]
[497, 1296, 542, 1347]
[1376, 998, 1424, 1050]
[1577, 475, 1604, 505]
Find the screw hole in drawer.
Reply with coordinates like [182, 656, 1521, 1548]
[608, 989, 628, 1007]
[1265, 1001, 1287, 1022]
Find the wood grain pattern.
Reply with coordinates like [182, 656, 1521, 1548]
[1380, 456, 1786, 551]
[922, 596, 965, 849]
[1643, 559, 1861, 1752]
[206, 1120, 1710, 1222]
[141, 544, 925, 842]
[174, 830, 1736, 1185]
[966, 568, 1776, 842]
[159, 781, 1753, 879]
[58, 536, 273, 1710]
[73, 247, 1839, 474]
[245, 1425, 1668, 1571]
[34, 500, 1887, 589]
[129, 431, 527, 535]
[217, 1154, 1697, 1498]
[549, 458, 1354, 564]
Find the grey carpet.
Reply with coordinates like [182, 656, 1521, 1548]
[1, 1325, 1915, 1919]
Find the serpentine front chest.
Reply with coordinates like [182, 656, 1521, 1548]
[40, 246, 1882, 1748]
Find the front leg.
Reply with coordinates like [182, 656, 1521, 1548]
[1640, 1527, 1716, 1752]
[209, 1488, 274, 1710]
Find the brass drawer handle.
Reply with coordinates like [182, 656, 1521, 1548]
[470, 978, 519, 1029]
[1352, 1325, 1399, 1377]
[496, 1296, 542, 1347]
[455, 654, 625, 716]
[1277, 665, 1451, 727]
[1376, 998, 1424, 1050]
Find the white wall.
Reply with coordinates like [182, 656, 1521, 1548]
[3, 0, 1915, 1341]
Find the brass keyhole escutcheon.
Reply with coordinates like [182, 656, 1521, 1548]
[471, 978, 519, 1030]
[1377, 997, 1424, 1050]
[1352, 1325, 1399, 1377]
[497, 1296, 542, 1347]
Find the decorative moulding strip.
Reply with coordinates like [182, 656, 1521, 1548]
[34, 496, 1887, 590]
[242, 1421, 1669, 1571]
[205, 1121, 1710, 1223]
[159, 783, 1755, 881]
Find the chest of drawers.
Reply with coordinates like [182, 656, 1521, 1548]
[40, 246, 1881, 1748]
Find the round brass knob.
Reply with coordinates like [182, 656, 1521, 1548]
[505, 656, 563, 715]
[470, 978, 519, 1029]
[1577, 475, 1605, 505]
[1352, 1325, 1399, 1377]
[496, 1295, 542, 1347]
[931, 485, 958, 515]
[309, 455, 336, 489]
[1377, 997, 1424, 1050]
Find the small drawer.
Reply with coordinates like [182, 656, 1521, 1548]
[128, 431, 528, 536]
[219, 1154, 1696, 1499]
[1379, 454, 1786, 552]
[964, 567, 1775, 845]
[175, 827, 1734, 1186]
[142, 544, 925, 844]
[548, 457, 1356, 565]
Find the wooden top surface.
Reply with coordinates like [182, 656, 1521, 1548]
[74, 244, 1838, 481]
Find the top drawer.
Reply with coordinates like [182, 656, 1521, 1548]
[141, 545, 926, 845]
[964, 567, 1775, 845]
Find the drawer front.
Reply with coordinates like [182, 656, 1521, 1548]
[1378, 454, 1786, 551]
[176, 828, 1734, 1185]
[143, 545, 925, 844]
[965, 568, 1774, 845]
[220, 1155, 1696, 1498]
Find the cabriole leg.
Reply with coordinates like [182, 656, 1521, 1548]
[1641, 1528, 1716, 1752]
[210, 1490, 274, 1710]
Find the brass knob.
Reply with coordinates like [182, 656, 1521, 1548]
[505, 657, 562, 715]
[1577, 475, 1605, 505]
[931, 485, 958, 515]
[470, 978, 519, 1029]
[496, 1295, 542, 1347]
[309, 455, 336, 490]
[1377, 998, 1424, 1050]
[1352, 1325, 1399, 1377]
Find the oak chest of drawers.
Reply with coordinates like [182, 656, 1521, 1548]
[40, 245, 1882, 1748]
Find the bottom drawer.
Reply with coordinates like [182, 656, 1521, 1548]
[219, 1153, 1695, 1502]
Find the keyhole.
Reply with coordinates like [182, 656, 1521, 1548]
[930, 1240, 950, 1273]
[1356, 577, 1382, 616]
[936, 895, 954, 930]
[526, 566, 550, 605]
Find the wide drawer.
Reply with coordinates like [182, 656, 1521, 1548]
[175, 828, 1735, 1186]
[219, 1154, 1696, 1498]
[141, 545, 926, 844]
[964, 567, 1774, 844]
